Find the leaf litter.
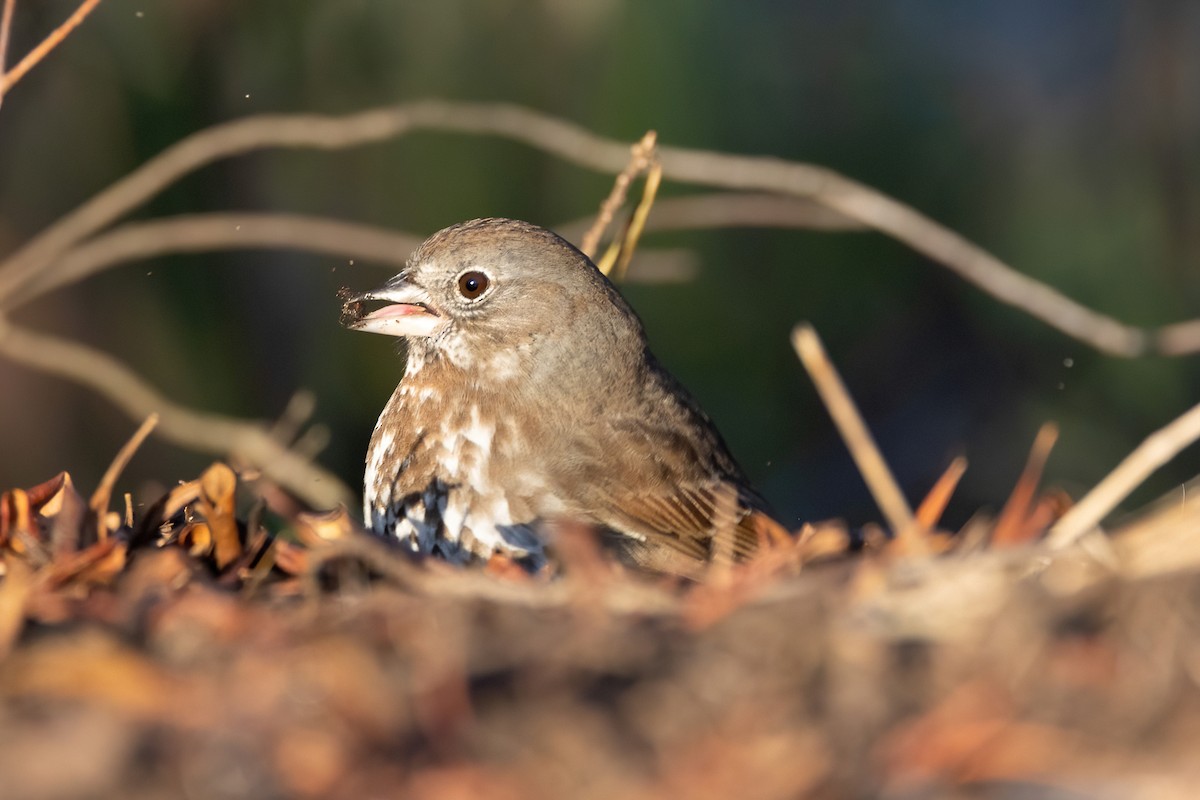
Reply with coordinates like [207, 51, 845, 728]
[1, 414, 1200, 799]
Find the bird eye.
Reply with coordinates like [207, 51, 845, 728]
[456, 270, 490, 300]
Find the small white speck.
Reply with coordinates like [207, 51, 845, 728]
[1063, 357, 1074, 368]
[234, 225, 241, 231]
[135, 11, 144, 18]
[244, 94, 251, 99]
[146, 271, 153, 276]
[348, 259, 355, 266]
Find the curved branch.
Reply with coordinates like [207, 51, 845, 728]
[9, 211, 714, 307]
[7, 213, 421, 307]
[0, 316, 355, 510]
[0, 100, 1171, 355]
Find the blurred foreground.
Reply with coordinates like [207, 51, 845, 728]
[2, 446, 1199, 800]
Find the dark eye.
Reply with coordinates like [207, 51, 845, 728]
[457, 270, 490, 300]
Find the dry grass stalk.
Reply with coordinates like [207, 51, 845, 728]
[1048, 399, 1200, 548]
[791, 323, 915, 537]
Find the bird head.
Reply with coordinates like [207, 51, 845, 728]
[340, 218, 645, 378]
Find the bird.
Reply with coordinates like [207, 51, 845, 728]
[340, 218, 780, 576]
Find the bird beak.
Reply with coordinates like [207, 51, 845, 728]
[339, 279, 443, 338]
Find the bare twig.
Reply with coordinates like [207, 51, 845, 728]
[580, 130, 657, 259]
[1047, 401, 1200, 548]
[1155, 319, 1200, 357]
[0, 0, 15, 109]
[0, 101, 1174, 356]
[6, 213, 421, 308]
[0, 0, 104, 99]
[0, 317, 354, 510]
[791, 323, 915, 535]
[89, 413, 158, 537]
[8, 211, 703, 310]
[269, 391, 316, 448]
[641, 192, 864, 233]
[607, 160, 662, 283]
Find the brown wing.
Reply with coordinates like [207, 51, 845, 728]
[567, 354, 786, 573]
[597, 479, 774, 568]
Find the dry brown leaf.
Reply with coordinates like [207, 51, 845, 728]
[47, 474, 88, 559]
[44, 538, 127, 588]
[197, 462, 242, 569]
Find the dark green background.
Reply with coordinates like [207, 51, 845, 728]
[1, 2, 1197, 530]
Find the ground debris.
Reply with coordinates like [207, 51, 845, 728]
[0, 460, 1199, 799]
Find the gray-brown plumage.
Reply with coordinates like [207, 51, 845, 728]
[341, 218, 777, 576]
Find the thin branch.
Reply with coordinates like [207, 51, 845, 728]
[0, 0, 103, 98]
[1155, 319, 1200, 356]
[0, 316, 354, 510]
[580, 130, 657, 259]
[89, 413, 158, 538]
[638, 192, 864, 233]
[791, 323, 915, 536]
[1047, 400, 1200, 548]
[606, 159, 662, 283]
[7, 212, 701, 309]
[0, 0, 16, 109]
[7, 213, 421, 307]
[0, 101, 1172, 356]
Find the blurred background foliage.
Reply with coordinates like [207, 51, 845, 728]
[0, 1, 1197, 530]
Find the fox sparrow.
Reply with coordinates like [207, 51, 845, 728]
[341, 218, 777, 576]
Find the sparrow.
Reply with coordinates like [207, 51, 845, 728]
[340, 218, 778, 576]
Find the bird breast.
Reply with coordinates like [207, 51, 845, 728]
[365, 373, 565, 562]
